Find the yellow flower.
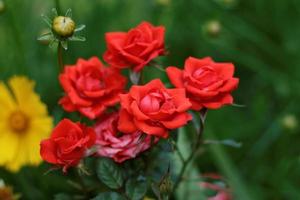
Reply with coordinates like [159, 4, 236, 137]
[0, 76, 52, 172]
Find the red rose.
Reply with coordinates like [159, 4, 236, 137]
[94, 112, 156, 163]
[118, 79, 192, 138]
[103, 21, 165, 72]
[40, 119, 96, 172]
[166, 57, 239, 110]
[59, 57, 127, 119]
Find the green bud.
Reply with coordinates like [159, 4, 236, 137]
[52, 16, 75, 37]
[282, 114, 298, 131]
[204, 20, 221, 37]
[0, 0, 5, 14]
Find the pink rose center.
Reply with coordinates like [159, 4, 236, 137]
[140, 91, 164, 114]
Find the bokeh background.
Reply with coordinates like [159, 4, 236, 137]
[0, 0, 299, 199]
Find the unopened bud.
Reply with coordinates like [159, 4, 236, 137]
[205, 20, 221, 37]
[0, 0, 5, 14]
[52, 16, 75, 37]
[282, 114, 298, 131]
[159, 176, 173, 195]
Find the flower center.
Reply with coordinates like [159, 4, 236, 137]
[140, 92, 164, 113]
[9, 111, 29, 133]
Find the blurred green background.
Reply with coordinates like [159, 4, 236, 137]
[0, 0, 300, 199]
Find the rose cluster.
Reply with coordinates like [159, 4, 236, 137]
[40, 21, 239, 171]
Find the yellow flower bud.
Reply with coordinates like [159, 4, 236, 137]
[52, 16, 75, 37]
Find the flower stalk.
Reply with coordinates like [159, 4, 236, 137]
[172, 109, 207, 192]
[57, 42, 64, 72]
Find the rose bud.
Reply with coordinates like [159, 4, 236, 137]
[40, 119, 96, 172]
[94, 112, 157, 163]
[59, 57, 127, 119]
[118, 79, 192, 138]
[52, 16, 75, 38]
[103, 21, 165, 72]
[166, 57, 239, 110]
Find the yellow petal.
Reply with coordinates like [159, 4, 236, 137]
[26, 116, 53, 164]
[6, 116, 53, 171]
[0, 128, 19, 167]
[6, 138, 27, 172]
[0, 82, 16, 119]
[8, 76, 48, 118]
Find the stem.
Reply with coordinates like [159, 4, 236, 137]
[172, 109, 207, 192]
[55, 0, 61, 14]
[57, 42, 64, 72]
[173, 142, 185, 163]
[138, 69, 144, 85]
[152, 62, 166, 72]
[7, 1, 27, 74]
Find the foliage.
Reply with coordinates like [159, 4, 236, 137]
[0, 0, 299, 199]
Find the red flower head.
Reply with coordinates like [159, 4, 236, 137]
[118, 79, 192, 138]
[94, 112, 156, 163]
[103, 21, 165, 72]
[59, 57, 127, 119]
[40, 119, 96, 172]
[166, 57, 239, 110]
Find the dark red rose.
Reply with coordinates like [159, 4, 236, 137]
[59, 57, 127, 119]
[166, 57, 239, 110]
[94, 112, 156, 163]
[40, 119, 96, 172]
[118, 79, 192, 138]
[103, 21, 165, 72]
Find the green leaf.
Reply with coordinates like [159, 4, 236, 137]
[151, 183, 161, 200]
[126, 179, 148, 200]
[174, 127, 207, 200]
[96, 158, 124, 189]
[204, 139, 242, 148]
[61, 41, 68, 50]
[37, 32, 53, 41]
[91, 192, 126, 200]
[41, 14, 52, 28]
[51, 8, 58, 17]
[75, 24, 86, 32]
[65, 8, 72, 18]
[49, 39, 58, 49]
[69, 36, 86, 42]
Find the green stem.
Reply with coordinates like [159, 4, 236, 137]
[7, 1, 27, 74]
[173, 142, 185, 163]
[152, 62, 166, 72]
[55, 0, 61, 14]
[172, 109, 207, 192]
[57, 43, 64, 72]
[138, 69, 144, 85]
